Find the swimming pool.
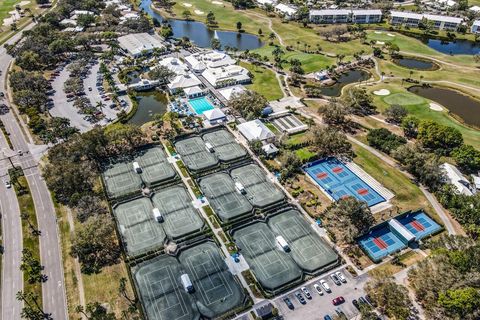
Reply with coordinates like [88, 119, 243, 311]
[189, 97, 215, 115]
[304, 157, 386, 207]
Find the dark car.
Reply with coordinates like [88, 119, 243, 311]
[332, 296, 345, 306]
[352, 299, 360, 310]
[358, 297, 368, 305]
[330, 274, 341, 286]
[365, 294, 376, 306]
[324, 316, 332, 320]
[295, 292, 306, 305]
[284, 297, 294, 310]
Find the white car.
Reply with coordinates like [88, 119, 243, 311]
[336, 271, 347, 283]
[4, 180, 11, 188]
[320, 279, 331, 293]
[301, 286, 312, 299]
[313, 283, 324, 295]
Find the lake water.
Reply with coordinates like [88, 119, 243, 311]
[425, 39, 480, 55]
[128, 90, 168, 125]
[394, 57, 438, 70]
[408, 85, 480, 127]
[320, 70, 370, 97]
[139, 0, 264, 50]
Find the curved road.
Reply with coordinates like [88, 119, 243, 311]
[0, 26, 68, 320]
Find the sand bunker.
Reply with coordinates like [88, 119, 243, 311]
[374, 31, 382, 34]
[387, 33, 395, 37]
[182, 2, 192, 7]
[376, 41, 385, 45]
[19, 0, 31, 6]
[212, 0, 223, 4]
[373, 89, 391, 96]
[194, 9, 205, 14]
[429, 103, 443, 111]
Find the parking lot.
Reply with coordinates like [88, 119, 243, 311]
[274, 267, 369, 320]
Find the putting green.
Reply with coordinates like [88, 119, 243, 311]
[382, 92, 426, 106]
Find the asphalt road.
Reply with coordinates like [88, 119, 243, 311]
[0, 133, 23, 320]
[0, 29, 68, 319]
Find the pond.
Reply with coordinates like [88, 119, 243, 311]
[139, 0, 264, 50]
[408, 85, 480, 127]
[394, 57, 438, 70]
[425, 38, 480, 55]
[319, 70, 370, 97]
[128, 90, 168, 125]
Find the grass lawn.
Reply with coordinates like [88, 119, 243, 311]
[368, 81, 480, 149]
[83, 262, 134, 317]
[352, 144, 435, 217]
[239, 61, 283, 101]
[265, 122, 279, 134]
[12, 174, 42, 303]
[295, 147, 316, 161]
[382, 92, 426, 106]
[285, 132, 308, 146]
[369, 250, 423, 276]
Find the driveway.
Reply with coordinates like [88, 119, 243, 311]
[274, 267, 369, 320]
[50, 65, 93, 132]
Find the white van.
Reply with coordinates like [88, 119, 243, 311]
[133, 161, 142, 173]
[152, 208, 163, 223]
[276, 235, 290, 252]
[235, 182, 246, 194]
[180, 274, 194, 293]
[205, 142, 214, 153]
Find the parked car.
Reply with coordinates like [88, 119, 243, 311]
[335, 308, 344, 316]
[295, 292, 306, 305]
[323, 316, 332, 320]
[313, 284, 323, 295]
[4, 180, 11, 188]
[283, 297, 294, 310]
[358, 297, 368, 305]
[88, 87, 92, 91]
[320, 280, 331, 293]
[301, 287, 312, 299]
[17, 150, 23, 156]
[332, 296, 345, 306]
[330, 274, 341, 286]
[336, 271, 347, 283]
[352, 299, 360, 310]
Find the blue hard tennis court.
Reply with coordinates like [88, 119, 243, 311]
[189, 97, 215, 115]
[304, 158, 386, 207]
[358, 226, 406, 262]
[396, 211, 442, 240]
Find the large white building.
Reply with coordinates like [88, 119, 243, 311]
[158, 57, 189, 76]
[238, 119, 275, 142]
[274, 3, 297, 19]
[202, 65, 250, 88]
[185, 50, 236, 72]
[309, 9, 382, 24]
[441, 163, 475, 196]
[118, 33, 165, 57]
[167, 74, 202, 93]
[390, 11, 463, 30]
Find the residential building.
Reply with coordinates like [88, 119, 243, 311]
[127, 79, 159, 91]
[167, 74, 202, 93]
[202, 65, 250, 88]
[309, 9, 351, 24]
[390, 11, 463, 30]
[351, 9, 382, 24]
[255, 0, 276, 7]
[118, 33, 165, 57]
[238, 119, 275, 142]
[441, 163, 475, 196]
[274, 3, 297, 19]
[472, 19, 480, 34]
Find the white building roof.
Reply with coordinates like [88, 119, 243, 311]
[352, 9, 382, 16]
[202, 65, 250, 87]
[256, 0, 277, 5]
[262, 143, 279, 154]
[203, 108, 226, 120]
[390, 11, 462, 24]
[167, 74, 202, 90]
[238, 119, 275, 141]
[118, 33, 165, 56]
[441, 163, 474, 196]
[473, 19, 480, 27]
[158, 57, 189, 75]
[185, 50, 236, 72]
[218, 85, 246, 101]
[184, 85, 203, 95]
[275, 3, 297, 15]
[310, 9, 351, 16]
[389, 219, 416, 242]
[470, 6, 480, 12]
[60, 18, 77, 26]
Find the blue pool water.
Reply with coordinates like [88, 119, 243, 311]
[304, 158, 386, 207]
[189, 97, 215, 115]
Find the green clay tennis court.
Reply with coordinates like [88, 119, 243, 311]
[102, 146, 177, 198]
[202, 130, 247, 162]
[198, 172, 253, 223]
[133, 242, 245, 320]
[232, 210, 339, 293]
[230, 164, 285, 208]
[114, 185, 205, 257]
[174, 129, 247, 172]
